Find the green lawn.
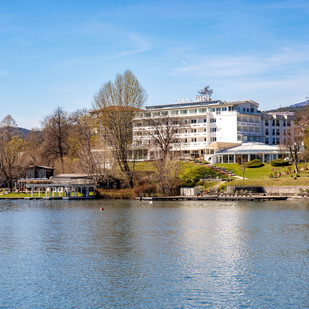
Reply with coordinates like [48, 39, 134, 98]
[216, 163, 309, 179]
[216, 162, 309, 188]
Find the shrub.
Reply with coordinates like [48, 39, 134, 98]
[96, 189, 135, 199]
[270, 158, 290, 166]
[194, 185, 205, 195]
[178, 163, 224, 186]
[134, 184, 157, 196]
[247, 159, 264, 168]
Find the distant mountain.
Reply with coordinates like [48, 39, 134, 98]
[289, 100, 309, 108]
[0, 126, 30, 138]
[265, 100, 309, 113]
[16, 127, 31, 138]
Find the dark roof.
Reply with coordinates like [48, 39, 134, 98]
[26, 165, 55, 170]
[145, 100, 222, 110]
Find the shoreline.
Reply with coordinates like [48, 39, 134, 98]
[0, 195, 308, 201]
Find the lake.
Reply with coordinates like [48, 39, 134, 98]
[0, 199, 308, 308]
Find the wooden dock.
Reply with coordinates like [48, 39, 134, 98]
[137, 195, 288, 202]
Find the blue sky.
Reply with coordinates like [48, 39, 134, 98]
[1, 0, 309, 129]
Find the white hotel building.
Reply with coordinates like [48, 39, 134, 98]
[132, 96, 295, 163]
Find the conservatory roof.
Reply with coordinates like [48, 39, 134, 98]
[216, 142, 281, 154]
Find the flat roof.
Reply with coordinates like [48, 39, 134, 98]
[145, 100, 259, 110]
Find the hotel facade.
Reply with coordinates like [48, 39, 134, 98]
[132, 96, 295, 163]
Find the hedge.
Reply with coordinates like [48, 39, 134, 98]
[270, 158, 290, 166]
[247, 159, 264, 168]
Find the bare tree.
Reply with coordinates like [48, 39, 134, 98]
[198, 85, 213, 100]
[93, 70, 147, 188]
[0, 115, 17, 128]
[280, 126, 303, 174]
[300, 149, 309, 169]
[0, 114, 18, 140]
[41, 107, 70, 173]
[153, 158, 181, 196]
[0, 115, 25, 191]
[304, 126, 309, 151]
[143, 113, 186, 160]
[238, 163, 247, 180]
[22, 129, 45, 165]
[69, 109, 109, 184]
[0, 135, 24, 192]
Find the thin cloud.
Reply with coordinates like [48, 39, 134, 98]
[117, 33, 151, 56]
[268, 0, 309, 9]
[79, 22, 151, 56]
[170, 47, 309, 78]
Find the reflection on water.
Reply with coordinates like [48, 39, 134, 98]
[0, 200, 308, 308]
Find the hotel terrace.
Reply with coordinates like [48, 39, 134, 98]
[132, 95, 295, 164]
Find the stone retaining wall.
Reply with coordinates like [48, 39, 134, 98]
[227, 186, 309, 196]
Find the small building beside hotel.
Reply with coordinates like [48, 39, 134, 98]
[205, 142, 284, 164]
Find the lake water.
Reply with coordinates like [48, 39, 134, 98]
[0, 199, 308, 308]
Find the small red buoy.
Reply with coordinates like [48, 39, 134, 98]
[100, 207, 104, 211]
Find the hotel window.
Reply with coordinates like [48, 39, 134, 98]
[276, 138, 279, 144]
[265, 129, 269, 135]
[191, 119, 197, 124]
[191, 129, 197, 133]
[243, 108, 246, 112]
[210, 137, 217, 142]
[265, 138, 269, 144]
[204, 138, 207, 141]
[204, 128, 207, 132]
[265, 120, 269, 126]
[191, 138, 197, 142]
[210, 118, 216, 123]
[228, 106, 234, 111]
[203, 118, 207, 123]
[211, 108, 215, 112]
[276, 120, 280, 126]
[210, 128, 217, 132]
[184, 139, 188, 143]
[180, 110, 188, 114]
[222, 107, 227, 111]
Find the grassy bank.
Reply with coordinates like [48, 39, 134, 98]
[216, 163, 309, 179]
[96, 189, 135, 199]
